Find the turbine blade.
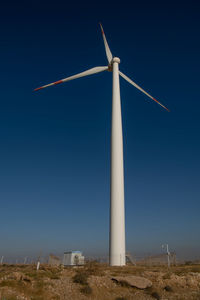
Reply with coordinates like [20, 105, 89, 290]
[34, 66, 108, 91]
[99, 23, 113, 64]
[119, 71, 169, 112]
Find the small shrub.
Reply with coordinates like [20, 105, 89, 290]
[164, 285, 173, 292]
[185, 261, 192, 265]
[73, 272, 88, 285]
[151, 291, 160, 299]
[30, 296, 45, 300]
[85, 261, 104, 276]
[48, 273, 60, 280]
[118, 280, 131, 288]
[112, 278, 130, 288]
[162, 273, 171, 280]
[80, 285, 92, 295]
[35, 280, 45, 289]
[52, 296, 60, 300]
[115, 298, 128, 300]
[174, 270, 184, 276]
[1, 296, 18, 300]
[0, 280, 17, 288]
[190, 267, 200, 273]
[25, 271, 38, 279]
[25, 269, 61, 281]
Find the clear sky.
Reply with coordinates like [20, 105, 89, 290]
[0, 0, 199, 262]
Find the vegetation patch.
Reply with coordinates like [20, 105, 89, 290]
[84, 261, 105, 276]
[0, 280, 18, 288]
[164, 285, 173, 292]
[112, 279, 131, 288]
[162, 272, 171, 279]
[151, 291, 161, 299]
[0, 295, 18, 300]
[146, 287, 161, 300]
[25, 268, 61, 281]
[80, 285, 92, 295]
[73, 272, 89, 285]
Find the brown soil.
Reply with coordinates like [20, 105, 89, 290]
[0, 263, 200, 300]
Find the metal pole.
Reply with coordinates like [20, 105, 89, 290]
[166, 244, 170, 268]
[36, 261, 40, 271]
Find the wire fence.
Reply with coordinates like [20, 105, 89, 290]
[1, 252, 199, 266]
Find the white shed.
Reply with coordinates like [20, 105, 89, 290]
[62, 251, 85, 266]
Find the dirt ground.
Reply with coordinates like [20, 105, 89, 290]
[0, 263, 200, 300]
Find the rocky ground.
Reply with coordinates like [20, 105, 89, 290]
[0, 263, 200, 300]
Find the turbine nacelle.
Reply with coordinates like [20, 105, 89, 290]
[108, 57, 120, 72]
[112, 57, 120, 64]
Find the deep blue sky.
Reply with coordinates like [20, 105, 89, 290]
[0, 0, 200, 261]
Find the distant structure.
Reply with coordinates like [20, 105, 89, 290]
[48, 254, 61, 266]
[24, 257, 27, 264]
[137, 252, 176, 266]
[126, 253, 136, 265]
[63, 251, 84, 266]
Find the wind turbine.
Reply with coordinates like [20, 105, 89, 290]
[24, 256, 28, 264]
[34, 24, 169, 266]
[162, 244, 171, 268]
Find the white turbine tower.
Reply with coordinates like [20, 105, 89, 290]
[162, 244, 171, 268]
[34, 24, 169, 266]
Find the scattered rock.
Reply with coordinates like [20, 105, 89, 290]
[112, 275, 152, 289]
[7, 272, 31, 283]
[9, 272, 23, 280]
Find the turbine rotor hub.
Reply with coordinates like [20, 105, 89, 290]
[112, 57, 120, 64]
[108, 65, 113, 72]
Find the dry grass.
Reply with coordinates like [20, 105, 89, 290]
[0, 263, 200, 300]
[0, 264, 62, 300]
[0, 283, 45, 300]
